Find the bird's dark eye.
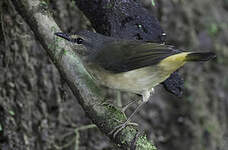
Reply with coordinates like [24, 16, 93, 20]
[76, 38, 84, 44]
[160, 32, 166, 43]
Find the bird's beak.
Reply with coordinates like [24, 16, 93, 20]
[55, 32, 72, 42]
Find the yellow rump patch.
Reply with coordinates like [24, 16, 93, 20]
[158, 52, 191, 72]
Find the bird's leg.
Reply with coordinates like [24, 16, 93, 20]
[116, 91, 122, 108]
[109, 101, 145, 138]
[121, 99, 138, 113]
[109, 89, 154, 138]
[116, 91, 138, 113]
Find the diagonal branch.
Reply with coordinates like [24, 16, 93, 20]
[11, 0, 157, 149]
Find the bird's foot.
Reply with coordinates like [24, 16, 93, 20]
[108, 119, 138, 138]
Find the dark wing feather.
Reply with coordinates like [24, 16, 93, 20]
[91, 40, 181, 73]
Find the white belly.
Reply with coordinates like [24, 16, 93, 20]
[86, 65, 170, 94]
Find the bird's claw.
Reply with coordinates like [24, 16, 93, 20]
[108, 121, 138, 138]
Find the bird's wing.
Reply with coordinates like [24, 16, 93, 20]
[91, 40, 182, 73]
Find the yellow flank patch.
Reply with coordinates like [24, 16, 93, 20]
[158, 52, 191, 73]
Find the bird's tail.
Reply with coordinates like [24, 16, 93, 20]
[158, 51, 216, 73]
[185, 52, 216, 61]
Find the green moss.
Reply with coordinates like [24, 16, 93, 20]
[63, 49, 67, 55]
[70, 0, 76, 7]
[48, 29, 68, 61]
[38, 0, 54, 17]
[9, 110, 15, 116]
[206, 123, 217, 133]
[121, 127, 138, 144]
[40, 1, 48, 7]
[51, 26, 57, 33]
[208, 23, 219, 37]
[151, 0, 156, 7]
[100, 103, 126, 127]
[39, 1, 48, 12]
[104, 2, 115, 9]
[136, 135, 157, 150]
[81, 74, 104, 97]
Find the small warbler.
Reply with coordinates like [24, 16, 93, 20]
[55, 31, 216, 136]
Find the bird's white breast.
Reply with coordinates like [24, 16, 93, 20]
[86, 64, 170, 95]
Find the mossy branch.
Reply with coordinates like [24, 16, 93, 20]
[10, 0, 157, 149]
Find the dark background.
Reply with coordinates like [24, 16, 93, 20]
[0, 0, 228, 150]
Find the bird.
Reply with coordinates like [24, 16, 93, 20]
[55, 30, 216, 137]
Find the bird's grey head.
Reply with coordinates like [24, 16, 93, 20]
[55, 30, 112, 50]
